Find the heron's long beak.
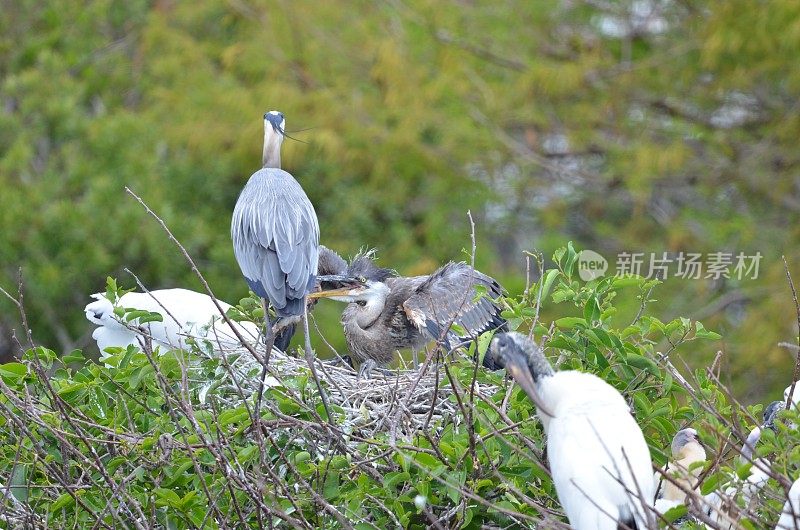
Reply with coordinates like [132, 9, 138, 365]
[503, 351, 554, 418]
[308, 287, 356, 299]
[308, 275, 365, 300]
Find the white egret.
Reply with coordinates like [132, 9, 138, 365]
[784, 384, 799, 408]
[483, 332, 654, 530]
[703, 400, 785, 528]
[85, 288, 258, 360]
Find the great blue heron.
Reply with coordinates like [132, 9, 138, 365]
[231, 111, 319, 357]
[310, 247, 507, 378]
[483, 332, 655, 529]
[85, 289, 259, 359]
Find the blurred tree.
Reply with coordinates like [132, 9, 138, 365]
[1, 0, 798, 401]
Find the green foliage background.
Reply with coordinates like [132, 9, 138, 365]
[1, 1, 799, 402]
[2, 247, 796, 528]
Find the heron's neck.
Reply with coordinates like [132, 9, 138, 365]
[352, 284, 390, 329]
[262, 132, 282, 168]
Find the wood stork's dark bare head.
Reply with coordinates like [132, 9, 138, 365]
[262, 110, 286, 168]
[763, 400, 785, 432]
[484, 332, 554, 415]
[671, 428, 700, 457]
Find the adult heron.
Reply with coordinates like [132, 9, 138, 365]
[483, 332, 655, 530]
[231, 110, 319, 357]
[310, 248, 506, 378]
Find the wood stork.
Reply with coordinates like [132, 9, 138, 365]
[655, 428, 706, 504]
[776, 477, 800, 530]
[785, 384, 800, 408]
[703, 400, 785, 528]
[483, 332, 654, 530]
[85, 288, 259, 360]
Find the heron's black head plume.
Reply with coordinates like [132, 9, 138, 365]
[347, 249, 396, 283]
[263, 110, 308, 144]
[264, 111, 285, 133]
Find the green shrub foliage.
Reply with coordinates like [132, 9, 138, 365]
[0, 245, 796, 528]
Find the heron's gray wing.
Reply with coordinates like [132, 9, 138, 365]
[317, 245, 348, 276]
[231, 169, 319, 316]
[402, 262, 506, 349]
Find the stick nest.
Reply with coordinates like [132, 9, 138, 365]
[199, 337, 499, 442]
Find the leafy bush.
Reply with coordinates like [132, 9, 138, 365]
[0, 244, 797, 528]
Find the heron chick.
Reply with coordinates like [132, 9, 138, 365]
[310, 248, 506, 378]
[483, 332, 655, 530]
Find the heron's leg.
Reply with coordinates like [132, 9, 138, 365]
[412, 348, 419, 370]
[261, 299, 275, 366]
[326, 354, 354, 370]
[301, 301, 313, 358]
[272, 314, 302, 333]
[255, 298, 276, 424]
[358, 359, 377, 381]
[301, 296, 335, 424]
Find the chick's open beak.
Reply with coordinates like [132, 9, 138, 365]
[308, 275, 365, 299]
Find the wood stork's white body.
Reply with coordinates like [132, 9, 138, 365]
[85, 289, 259, 359]
[655, 428, 706, 504]
[785, 385, 800, 408]
[776, 477, 800, 530]
[537, 371, 655, 530]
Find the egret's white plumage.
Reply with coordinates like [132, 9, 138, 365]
[85, 289, 258, 359]
[776, 477, 800, 530]
[484, 332, 654, 530]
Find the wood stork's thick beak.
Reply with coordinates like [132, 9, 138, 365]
[503, 352, 554, 418]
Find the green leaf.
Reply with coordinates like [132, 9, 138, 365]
[0, 362, 27, 384]
[383, 471, 410, 491]
[694, 321, 722, 341]
[51, 492, 77, 512]
[62, 349, 85, 365]
[539, 269, 560, 303]
[626, 353, 660, 376]
[323, 472, 340, 500]
[554, 317, 586, 329]
[477, 330, 494, 365]
[154, 488, 182, 508]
